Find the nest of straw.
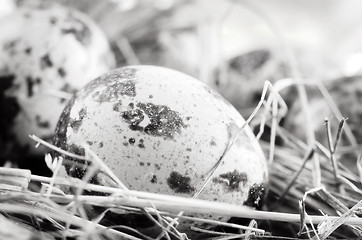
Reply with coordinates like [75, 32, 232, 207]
[1, 0, 362, 239]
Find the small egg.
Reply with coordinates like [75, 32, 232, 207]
[212, 49, 289, 115]
[0, 4, 115, 162]
[54, 66, 268, 236]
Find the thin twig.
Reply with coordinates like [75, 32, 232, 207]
[333, 118, 346, 151]
[324, 119, 341, 189]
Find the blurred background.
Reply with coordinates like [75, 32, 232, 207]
[3, 0, 362, 115]
[1, 1, 362, 238]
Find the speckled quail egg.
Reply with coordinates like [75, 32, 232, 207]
[54, 65, 268, 235]
[0, 4, 115, 163]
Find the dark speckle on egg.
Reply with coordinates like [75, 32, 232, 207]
[244, 183, 267, 209]
[112, 101, 122, 112]
[24, 47, 32, 55]
[25, 76, 41, 97]
[61, 13, 91, 46]
[150, 174, 157, 183]
[167, 171, 195, 193]
[155, 163, 161, 170]
[213, 170, 248, 191]
[57, 67, 66, 78]
[3, 40, 19, 56]
[128, 138, 135, 145]
[69, 107, 87, 132]
[93, 80, 136, 103]
[40, 53, 53, 69]
[35, 115, 50, 129]
[138, 102, 186, 139]
[121, 109, 144, 131]
[49, 16, 57, 25]
[138, 139, 145, 148]
[25, 76, 34, 97]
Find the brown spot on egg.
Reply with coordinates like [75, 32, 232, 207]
[155, 164, 161, 170]
[167, 171, 195, 194]
[61, 13, 91, 46]
[84, 68, 137, 97]
[25, 76, 34, 97]
[244, 183, 267, 209]
[3, 40, 19, 56]
[121, 109, 144, 131]
[128, 103, 134, 109]
[69, 107, 87, 132]
[112, 101, 122, 112]
[137, 102, 186, 139]
[150, 174, 157, 183]
[213, 170, 248, 191]
[138, 139, 145, 148]
[40, 53, 53, 69]
[93, 80, 136, 103]
[49, 16, 57, 25]
[35, 115, 50, 129]
[25, 76, 41, 98]
[128, 138, 135, 145]
[58, 67, 66, 78]
[24, 47, 32, 55]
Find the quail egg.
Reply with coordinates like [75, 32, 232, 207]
[54, 65, 268, 236]
[0, 4, 115, 164]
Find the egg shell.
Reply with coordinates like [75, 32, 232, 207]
[0, 4, 115, 161]
[54, 65, 268, 234]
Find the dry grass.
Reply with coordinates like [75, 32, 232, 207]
[2, 0, 362, 239]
